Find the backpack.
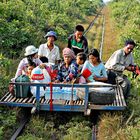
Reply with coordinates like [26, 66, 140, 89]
[15, 75, 31, 98]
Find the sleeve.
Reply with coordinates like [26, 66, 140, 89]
[83, 37, 88, 54]
[66, 62, 78, 82]
[56, 65, 63, 82]
[56, 47, 60, 60]
[36, 58, 42, 66]
[101, 64, 108, 78]
[105, 50, 125, 71]
[38, 44, 43, 56]
[14, 60, 24, 78]
[67, 35, 72, 49]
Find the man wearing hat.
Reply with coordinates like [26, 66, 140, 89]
[68, 25, 88, 56]
[38, 31, 60, 65]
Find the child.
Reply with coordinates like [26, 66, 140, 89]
[81, 49, 108, 83]
[26, 61, 36, 79]
[76, 52, 87, 71]
[75, 52, 87, 83]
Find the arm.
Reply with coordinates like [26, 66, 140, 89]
[94, 64, 108, 82]
[38, 44, 44, 58]
[65, 62, 78, 82]
[15, 60, 24, 78]
[105, 50, 125, 72]
[67, 35, 72, 49]
[83, 37, 88, 54]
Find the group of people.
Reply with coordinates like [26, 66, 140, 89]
[12, 24, 137, 99]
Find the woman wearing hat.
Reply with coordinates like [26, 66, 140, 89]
[38, 31, 60, 65]
[13, 45, 42, 80]
[55, 48, 78, 83]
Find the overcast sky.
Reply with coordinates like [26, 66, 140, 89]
[103, 0, 112, 3]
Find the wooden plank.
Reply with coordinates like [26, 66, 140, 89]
[115, 88, 121, 106]
[10, 97, 17, 102]
[40, 98, 44, 104]
[118, 85, 126, 106]
[7, 96, 14, 102]
[22, 98, 29, 103]
[0, 92, 9, 102]
[15, 98, 20, 102]
[32, 98, 36, 104]
[117, 87, 123, 106]
[4, 93, 12, 102]
[18, 98, 24, 103]
[27, 97, 34, 103]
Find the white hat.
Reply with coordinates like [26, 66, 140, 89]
[24, 45, 38, 56]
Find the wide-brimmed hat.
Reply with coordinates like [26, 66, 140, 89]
[44, 31, 57, 40]
[24, 45, 38, 56]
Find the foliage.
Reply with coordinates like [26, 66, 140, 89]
[109, 0, 140, 64]
[17, 113, 92, 140]
[0, 0, 103, 58]
[0, 107, 17, 140]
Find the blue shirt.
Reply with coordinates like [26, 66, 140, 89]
[81, 60, 107, 82]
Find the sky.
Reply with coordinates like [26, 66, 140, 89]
[103, 0, 112, 3]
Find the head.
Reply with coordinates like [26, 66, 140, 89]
[124, 39, 136, 55]
[27, 61, 36, 77]
[44, 31, 57, 44]
[63, 48, 75, 65]
[24, 45, 38, 59]
[39, 56, 48, 63]
[88, 49, 101, 64]
[76, 52, 87, 65]
[75, 25, 84, 40]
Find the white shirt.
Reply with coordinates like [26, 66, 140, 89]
[38, 43, 60, 64]
[105, 49, 134, 72]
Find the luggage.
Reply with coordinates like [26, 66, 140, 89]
[89, 88, 115, 104]
[15, 75, 31, 98]
[45, 87, 78, 100]
[88, 82, 116, 104]
[77, 82, 116, 104]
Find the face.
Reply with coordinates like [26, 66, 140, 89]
[76, 56, 84, 65]
[124, 44, 134, 55]
[27, 66, 34, 76]
[75, 31, 83, 39]
[33, 53, 38, 59]
[47, 36, 55, 44]
[64, 55, 72, 65]
[89, 55, 98, 65]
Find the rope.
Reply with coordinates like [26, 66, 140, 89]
[49, 82, 53, 111]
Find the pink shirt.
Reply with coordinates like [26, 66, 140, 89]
[14, 58, 42, 79]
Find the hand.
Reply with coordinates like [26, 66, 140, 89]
[93, 75, 99, 81]
[39, 63, 46, 69]
[125, 66, 133, 71]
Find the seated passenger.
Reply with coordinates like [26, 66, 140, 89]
[26, 61, 36, 79]
[11, 45, 43, 82]
[39, 56, 52, 76]
[38, 31, 60, 65]
[55, 48, 78, 83]
[81, 49, 108, 83]
[75, 52, 87, 83]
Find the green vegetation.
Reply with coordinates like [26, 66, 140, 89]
[0, 0, 103, 58]
[0, 0, 140, 139]
[0, 0, 103, 139]
[96, 0, 140, 139]
[17, 113, 92, 140]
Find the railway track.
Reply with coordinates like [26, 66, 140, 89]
[9, 9, 112, 140]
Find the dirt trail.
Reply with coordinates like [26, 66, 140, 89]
[102, 6, 119, 62]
